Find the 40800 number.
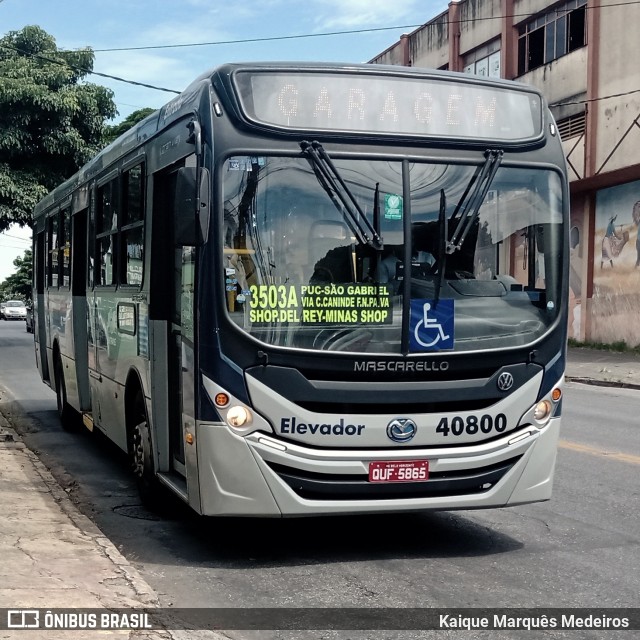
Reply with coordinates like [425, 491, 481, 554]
[436, 413, 508, 437]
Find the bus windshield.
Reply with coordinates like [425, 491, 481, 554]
[222, 155, 563, 354]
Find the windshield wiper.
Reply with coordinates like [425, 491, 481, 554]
[446, 149, 503, 255]
[300, 140, 383, 251]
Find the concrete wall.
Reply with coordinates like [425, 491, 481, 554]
[563, 131, 586, 183]
[520, 46, 588, 110]
[370, 42, 406, 67]
[459, 0, 502, 54]
[411, 12, 450, 69]
[594, 3, 640, 174]
[513, 0, 552, 26]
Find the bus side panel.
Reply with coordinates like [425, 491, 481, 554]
[89, 292, 141, 453]
[506, 417, 560, 505]
[48, 288, 80, 409]
[196, 424, 281, 516]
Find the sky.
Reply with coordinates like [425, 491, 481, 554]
[0, 0, 448, 283]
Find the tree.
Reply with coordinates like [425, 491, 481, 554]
[0, 25, 117, 233]
[0, 249, 32, 302]
[104, 107, 156, 145]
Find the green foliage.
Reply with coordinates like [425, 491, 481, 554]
[104, 107, 156, 145]
[568, 337, 640, 354]
[0, 249, 32, 302]
[0, 25, 118, 233]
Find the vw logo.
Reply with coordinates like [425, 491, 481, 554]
[497, 372, 514, 391]
[386, 418, 417, 443]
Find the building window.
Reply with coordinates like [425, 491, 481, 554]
[464, 41, 501, 78]
[518, 0, 587, 75]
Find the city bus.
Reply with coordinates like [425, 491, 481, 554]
[32, 62, 568, 516]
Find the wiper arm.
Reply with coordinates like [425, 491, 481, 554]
[300, 140, 383, 251]
[446, 149, 503, 254]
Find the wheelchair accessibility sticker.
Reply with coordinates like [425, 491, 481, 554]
[409, 299, 454, 351]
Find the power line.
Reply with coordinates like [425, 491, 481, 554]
[4, 37, 640, 110]
[0, 43, 180, 94]
[0, 242, 30, 250]
[89, 1, 640, 53]
[92, 24, 426, 52]
[550, 87, 640, 108]
[0, 233, 31, 241]
[2, 2, 640, 106]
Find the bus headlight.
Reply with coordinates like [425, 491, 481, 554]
[226, 406, 251, 428]
[534, 385, 562, 425]
[533, 400, 552, 423]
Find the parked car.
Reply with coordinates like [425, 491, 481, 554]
[25, 305, 35, 333]
[1, 300, 27, 321]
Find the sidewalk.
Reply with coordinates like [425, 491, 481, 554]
[0, 411, 176, 640]
[0, 347, 638, 638]
[566, 346, 640, 389]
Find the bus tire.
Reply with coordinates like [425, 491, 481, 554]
[54, 356, 78, 431]
[130, 392, 163, 509]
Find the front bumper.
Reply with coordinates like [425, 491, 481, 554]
[194, 418, 559, 516]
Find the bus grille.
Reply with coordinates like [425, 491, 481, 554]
[266, 456, 521, 501]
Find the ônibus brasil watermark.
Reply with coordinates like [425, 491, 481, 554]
[2, 608, 637, 631]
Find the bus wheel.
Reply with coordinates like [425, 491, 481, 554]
[130, 393, 162, 508]
[55, 357, 77, 431]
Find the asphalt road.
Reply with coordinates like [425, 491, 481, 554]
[0, 319, 638, 640]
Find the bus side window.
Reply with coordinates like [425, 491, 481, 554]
[62, 207, 71, 289]
[96, 179, 119, 286]
[47, 213, 59, 288]
[121, 164, 145, 287]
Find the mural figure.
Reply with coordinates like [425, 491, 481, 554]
[601, 214, 629, 268]
[633, 201, 640, 268]
[592, 182, 640, 348]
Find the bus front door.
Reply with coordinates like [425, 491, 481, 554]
[168, 245, 197, 472]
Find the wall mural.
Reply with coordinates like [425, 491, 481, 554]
[568, 217, 583, 341]
[592, 181, 640, 346]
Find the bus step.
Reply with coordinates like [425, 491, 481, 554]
[82, 413, 94, 432]
[157, 472, 188, 503]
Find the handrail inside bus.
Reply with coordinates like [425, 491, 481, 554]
[224, 248, 256, 255]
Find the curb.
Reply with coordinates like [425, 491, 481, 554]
[565, 376, 640, 391]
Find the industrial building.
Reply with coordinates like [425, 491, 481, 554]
[371, 0, 640, 347]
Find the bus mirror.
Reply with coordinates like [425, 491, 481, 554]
[174, 167, 210, 246]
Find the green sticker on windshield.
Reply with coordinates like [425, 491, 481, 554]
[384, 194, 403, 220]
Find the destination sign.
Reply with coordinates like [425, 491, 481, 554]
[232, 70, 542, 141]
[247, 283, 392, 325]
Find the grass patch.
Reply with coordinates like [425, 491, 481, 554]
[568, 338, 640, 354]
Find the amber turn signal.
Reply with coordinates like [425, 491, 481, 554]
[214, 392, 230, 407]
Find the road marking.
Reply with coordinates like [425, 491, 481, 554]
[559, 439, 640, 465]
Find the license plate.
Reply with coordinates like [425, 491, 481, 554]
[368, 460, 429, 483]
